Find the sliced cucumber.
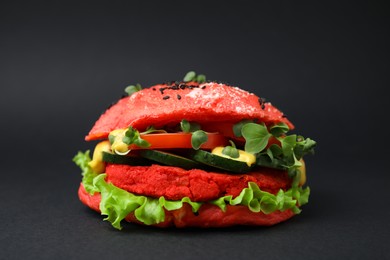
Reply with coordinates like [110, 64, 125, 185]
[186, 150, 252, 173]
[138, 150, 204, 170]
[102, 152, 152, 166]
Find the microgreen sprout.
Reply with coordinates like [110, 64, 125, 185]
[122, 126, 151, 148]
[179, 120, 207, 150]
[180, 119, 201, 133]
[234, 121, 316, 184]
[142, 126, 167, 134]
[124, 83, 142, 96]
[241, 123, 272, 154]
[191, 130, 208, 150]
[222, 141, 240, 158]
[183, 71, 207, 83]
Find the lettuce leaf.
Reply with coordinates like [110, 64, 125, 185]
[74, 151, 310, 230]
[210, 182, 309, 215]
[72, 151, 99, 194]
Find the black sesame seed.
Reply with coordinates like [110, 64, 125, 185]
[177, 94, 181, 100]
[152, 88, 156, 91]
[163, 95, 170, 100]
[201, 85, 206, 89]
[259, 97, 266, 105]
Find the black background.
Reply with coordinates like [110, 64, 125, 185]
[1, 1, 389, 259]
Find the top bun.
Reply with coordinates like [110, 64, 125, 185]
[86, 82, 293, 141]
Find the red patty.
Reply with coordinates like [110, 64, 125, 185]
[105, 164, 291, 202]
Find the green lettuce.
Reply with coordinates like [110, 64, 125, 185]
[74, 151, 310, 230]
[72, 151, 99, 194]
[211, 182, 309, 215]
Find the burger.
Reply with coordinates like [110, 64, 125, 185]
[73, 72, 316, 230]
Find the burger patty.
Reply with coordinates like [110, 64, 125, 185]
[105, 164, 292, 202]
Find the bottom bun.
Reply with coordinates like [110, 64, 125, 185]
[78, 184, 295, 228]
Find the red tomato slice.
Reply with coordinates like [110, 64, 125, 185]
[128, 133, 228, 150]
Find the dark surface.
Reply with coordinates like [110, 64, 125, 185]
[1, 1, 389, 259]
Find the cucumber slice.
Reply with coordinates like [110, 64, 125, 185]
[139, 150, 203, 170]
[102, 152, 152, 166]
[186, 150, 252, 173]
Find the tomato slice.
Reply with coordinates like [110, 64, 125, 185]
[129, 133, 229, 150]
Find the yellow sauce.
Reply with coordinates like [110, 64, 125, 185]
[88, 140, 111, 173]
[298, 159, 307, 186]
[211, 147, 256, 167]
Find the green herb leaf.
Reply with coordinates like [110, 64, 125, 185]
[239, 121, 316, 182]
[269, 143, 283, 157]
[256, 153, 286, 170]
[142, 126, 167, 134]
[279, 135, 297, 157]
[180, 119, 201, 133]
[180, 120, 190, 132]
[183, 71, 207, 83]
[270, 123, 290, 137]
[180, 120, 206, 150]
[294, 137, 316, 160]
[222, 140, 239, 158]
[125, 126, 137, 138]
[242, 123, 272, 154]
[266, 148, 274, 161]
[124, 83, 142, 96]
[191, 130, 208, 150]
[222, 146, 240, 158]
[233, 119, 253, 137]
[183, 71, 196, 82]
[196, 74, 206, 83]
[108, 134, 115, 145]
[121, 126, 151, 148]
[122, 136, 132, 145]
[133, 138, 151, 148]
[122, 127, 135, 145]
